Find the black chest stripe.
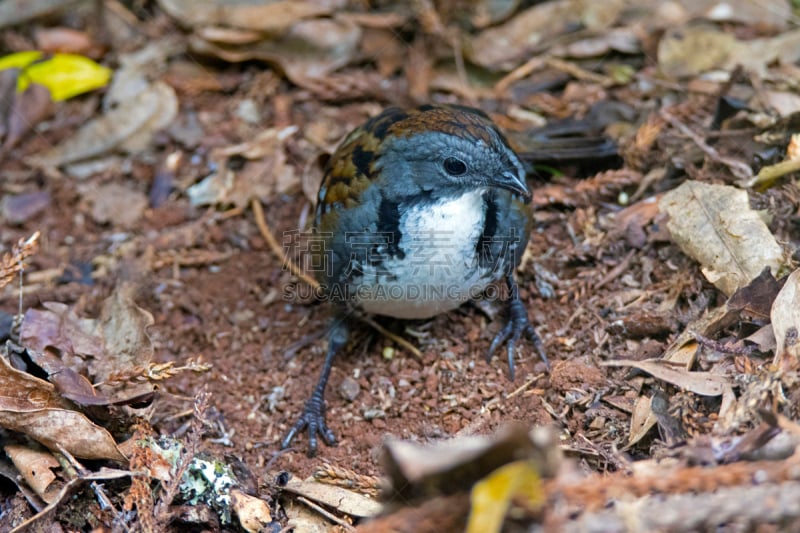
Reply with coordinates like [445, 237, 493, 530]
[376, 196, 405, 260]
[476, 191, 498, 266]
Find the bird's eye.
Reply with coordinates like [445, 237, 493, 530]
[443, 157, 468, 176]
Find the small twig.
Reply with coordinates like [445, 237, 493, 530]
[506, 373, 545, 399]
[544, 57, 614, 86]
[742, 158, 800, 189]
[251, 198, 320, 289]
[360, 316, 423, 362]
[660, 109, 753, 180]
[495, 56, 546, 94]
[296, 495, 355, 531]
[56, 445, 118, 516]
[595, 249, 636, 290]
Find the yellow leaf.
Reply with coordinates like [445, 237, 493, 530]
[0, 51, 44, 71]
[0, 52, 111, 101]
[466, 460, 545, 533]
[24, 53, 111, 101]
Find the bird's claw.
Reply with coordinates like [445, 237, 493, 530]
[487, 298, 548, 380]
[280, 393, 336, 457]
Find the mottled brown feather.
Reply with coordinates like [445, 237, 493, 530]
[317, 105, 503, 215]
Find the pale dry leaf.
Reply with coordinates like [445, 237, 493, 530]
[659, 181, 784, 296]
[763, 91, 800, 118]
[627, 395, 658, 446]
[231, 489, 273, 533]
[29, 80, 177, 167]
[700, 0, 792, 29]
[743, 29, 800, 72]
[0, 0, 76, 29]
[603, 359, 729, 396]
[104, 38, 183, 110]
[771, 268, 800, 367]
[118, 81, 178, 153]
[285, 504, 330, 533]
[470, 0, 521, 28]
[0, 356, 126, 462]
[745, 324, 778, 354]
[627, 341, 700, 446]
[659, 25, 800, 78]
[282, 477, 382, 518]
[658, 25, 737, 78]
[92, 283, 155, 384]
[187, 126, 298, 208]
[157, 0, 345, 33]
[467, 0, 577, 70]
[4, 444, 61, 503]
[83, 182, 148, 228]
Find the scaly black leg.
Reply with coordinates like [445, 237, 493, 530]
[281, 318, 349, 456]
[487, 273, 549, 380]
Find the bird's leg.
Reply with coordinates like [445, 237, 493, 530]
[281, 317, 350, 456]
[487, 272, 548, 380]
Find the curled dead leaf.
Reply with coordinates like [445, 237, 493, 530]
[0, 355, 126, 462]
[771, 269, 800, 368]
[659, 181, 785, 296]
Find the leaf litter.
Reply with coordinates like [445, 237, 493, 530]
[1, 0, 800, 531]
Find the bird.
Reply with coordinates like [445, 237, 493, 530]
[281, 104, 548, 456]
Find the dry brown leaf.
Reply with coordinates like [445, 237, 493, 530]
[25, 348, 108, 406]
[0, 191, 52, 224]
[627, 395, 658, 446]
[187, 126, 298, 208]
[93, 283, 155, 385]
[8, 468, 131, 533]
[382, 426, 560, 504]
[0, 356, 126, 462]
[659, 181, 785, 297]
[83, 182, 148, 228]
[467, 0, 578, 70]
[0, 0, 77, 29]
[603, 359, 729, 396]
[188, 17, 361, 88]
[20, 302, 105, 374]
[771, 269, 800, 368]
[34, 27, 101, 56]
[3, 82, 55, 150]
[4, 444, 61, 503]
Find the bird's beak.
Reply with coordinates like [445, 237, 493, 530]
[493, 170, 530, 199]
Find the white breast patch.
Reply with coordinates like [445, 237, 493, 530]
[354, 188, 500, 319]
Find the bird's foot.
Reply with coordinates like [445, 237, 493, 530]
[280, 391, 336, 457]
[487, 298, 548, 380]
